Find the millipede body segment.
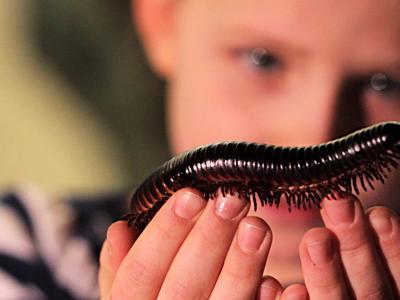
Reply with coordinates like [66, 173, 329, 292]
[125, 122, 400, 231]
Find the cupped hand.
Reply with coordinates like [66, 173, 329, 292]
[299, 194, 400, 299]
[99, 190, 400, 299]
[99, 188, 279, 300]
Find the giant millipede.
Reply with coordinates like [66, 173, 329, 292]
[125, 121, 400, 231]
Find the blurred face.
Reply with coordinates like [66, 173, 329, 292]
[139, 0, 400, 283]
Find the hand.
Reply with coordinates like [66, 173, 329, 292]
[298, 194, 400, 299]
[99, 188, 284, 299]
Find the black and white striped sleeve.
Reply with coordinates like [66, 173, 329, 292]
[0, 186, 114, 300]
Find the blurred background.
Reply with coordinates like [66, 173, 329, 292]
[0, 0, 169, 198]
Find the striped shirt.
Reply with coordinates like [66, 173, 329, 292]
[0, 186, 128, 300]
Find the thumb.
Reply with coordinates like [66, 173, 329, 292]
[99, 221, 139, 299]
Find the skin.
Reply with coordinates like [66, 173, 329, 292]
[99, 0, 400, 298]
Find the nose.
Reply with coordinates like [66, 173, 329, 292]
[282, 74, 366, 146]
[328, 77, 367, 139]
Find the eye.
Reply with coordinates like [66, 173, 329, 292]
[370, 73, 390, 92]
[369, 73, 400, 99]
[245, 48, 281, 71]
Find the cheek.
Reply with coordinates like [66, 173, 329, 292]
[167, 75, 259, 154]
[167, 63, 295, 154]
[365, 98, 400, 123]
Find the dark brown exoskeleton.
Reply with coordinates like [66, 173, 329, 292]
[125, 122, 400, 231]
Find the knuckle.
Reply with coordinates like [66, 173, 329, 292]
[168, 280, 203, 300]
[225, 264, 254, 281]
[339, 235, 370, 254]
[198, 230, 219, 247]
[223, 253, 259, 281]
[306, 268, 342, 291]
[196, 213, 236, 247]
[125, 255, 160, 286]
[155, 219, 180, 241]
[358, 285, 389, 300]
[197, 223, 229, 247]
[310, 276, 337, 290]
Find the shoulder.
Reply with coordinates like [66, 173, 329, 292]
[0, 185, 128, 300]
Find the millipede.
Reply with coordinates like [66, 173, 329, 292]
[125, 121, 400, 231]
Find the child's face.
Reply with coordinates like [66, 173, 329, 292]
[164, 0, 400, 204]
[136, 0, 400, 281]
[166, 0, 399, 146]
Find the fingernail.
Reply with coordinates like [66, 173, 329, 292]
[307, 237, 333, 265]
[369, 211, 393, 236]
[215, 194, 247, 220]
[323, 195, 356, 225]
[258, 279, 279, 300]
[238, 221, 267, 252]
[174, 191, 205, 219]
[285, 286, 308, 300]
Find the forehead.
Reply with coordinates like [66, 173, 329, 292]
[208, 0, 400, 32]
[184, 0, 400, 69]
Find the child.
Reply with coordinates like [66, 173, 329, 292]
[99, 0, 400, 299]
[1, 0, 399, 299]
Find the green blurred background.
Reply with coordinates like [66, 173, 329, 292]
[0, 0, 169, 197]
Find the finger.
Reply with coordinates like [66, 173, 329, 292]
[158, 192, 249, 299]
[256, 276, 283, 300]
[367, 206, 400, 295]
[299, 227, 350, 300]
[111, 188, 207, 299]
[280, 283, 309, 300]
[321, 194, 395, 299]
[209, 216, 272, 300]
[99, 241, 113, 300]
[99, 221, 138, 299]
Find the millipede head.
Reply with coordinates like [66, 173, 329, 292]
[382, 122, 400, 148]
